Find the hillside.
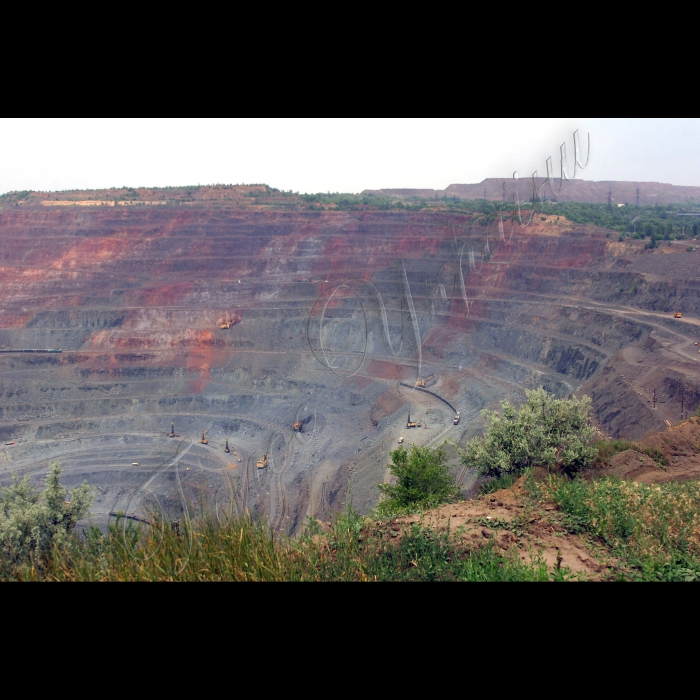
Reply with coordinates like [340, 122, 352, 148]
[367, 179, 700, 205]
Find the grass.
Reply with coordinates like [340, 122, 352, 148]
[593, 439, 668, 467]
[2, 508, 552, 582]
[528, 473, 700, 581]
[478, 472, 519, 495]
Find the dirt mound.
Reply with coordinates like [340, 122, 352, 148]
[384, 481, 612, 580]
[598, 417, 700, 484]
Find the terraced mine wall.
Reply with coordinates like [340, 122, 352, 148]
[0, 205, 698, 531]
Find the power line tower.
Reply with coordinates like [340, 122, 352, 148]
[636, 187, 641, 207]
[652, 388, 657, 409]
[607, 190, 613, 211]
[484, 187, 487, 201]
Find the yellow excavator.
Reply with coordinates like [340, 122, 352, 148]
[256, 453, 268, 469]
[292, 420, 303, 432]
[415, 374, 434, 388]
[220, 321, 232, 329]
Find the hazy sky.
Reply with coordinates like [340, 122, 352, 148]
[1, 118, 699, 194]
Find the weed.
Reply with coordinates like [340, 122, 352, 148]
[479, 473, 519, 495]
[526, 473, 700, 579]
[593, 439, 636, 465]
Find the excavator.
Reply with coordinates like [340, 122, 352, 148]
[220, 320, 233, 329]
[415, 374, 435, 388]
[292, 420, 303, 432]
[256, 453, 268, 469]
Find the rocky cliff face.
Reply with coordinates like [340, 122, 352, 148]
[0, 204, 698, 531]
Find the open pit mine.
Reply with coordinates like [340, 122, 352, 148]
[1, 188, 699, 534]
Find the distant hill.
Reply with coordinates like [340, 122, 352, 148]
[365, 179, 700, 206]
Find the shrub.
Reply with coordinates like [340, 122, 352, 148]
[0, 462, 93, 570]
[460, 388, 596, 478]
[377, 445, 460, 514]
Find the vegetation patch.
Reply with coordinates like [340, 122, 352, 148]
[377, 444, 461, 516]
[527, 473, 700, 581]
[460, 388, 596, 478]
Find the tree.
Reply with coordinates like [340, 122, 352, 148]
[460, 388, 596, 478]
[378, 445, 460, 513]
[0, 462, 93, 569]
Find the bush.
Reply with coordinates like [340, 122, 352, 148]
[0, 462, 93, 571]
[460, 388, 596, 478]
[377, 445, 460, 514]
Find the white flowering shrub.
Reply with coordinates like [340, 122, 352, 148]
[0, 462, 93, 569]
[460, 388, 597, 478]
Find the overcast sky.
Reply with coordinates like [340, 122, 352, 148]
[1, 118, 699, 194]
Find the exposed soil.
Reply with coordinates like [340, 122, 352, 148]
[598, 417, 700, 484]
[388, 482, 613, 580]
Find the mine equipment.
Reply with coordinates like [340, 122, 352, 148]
[415, 374, 435, 388]
[406, 411, 421, 428]
[168, 423, 176, 437]
[256, 453, 269, 469]
[398, 437, 404, 444]
[453, 412, 460, 425]
[675, 313, 682, 318]
[224, 438, 231, 453]
[132, 462, 140, 466]
[220, 321, 232, 329]
[200, 429, 208, 445]
[292, 420, 303, 432]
